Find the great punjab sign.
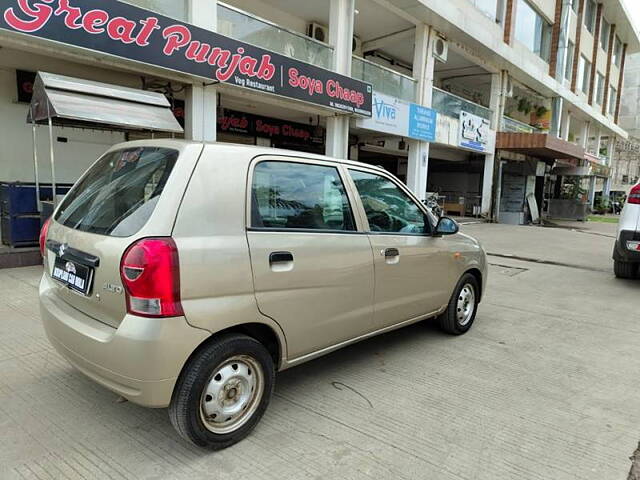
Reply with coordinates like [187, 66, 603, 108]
[0, 0, 373, 116]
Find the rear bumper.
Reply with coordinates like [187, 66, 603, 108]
[613, 230, 640, 264]
[39, 275, 209, 407]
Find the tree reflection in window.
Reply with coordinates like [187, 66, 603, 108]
[252, 162, 355, 231]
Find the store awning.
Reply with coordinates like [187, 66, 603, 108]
[27, 72, 183, 133]
[496, 133, 584, 161]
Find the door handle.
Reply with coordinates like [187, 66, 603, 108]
[384, 248, 400, 258]
[269, 251, 294, 264]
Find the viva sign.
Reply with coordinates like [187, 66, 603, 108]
[0, 0, 372, 116]
[356, 91, 436, 142]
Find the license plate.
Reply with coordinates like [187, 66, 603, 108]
[52, 256, 93, 295]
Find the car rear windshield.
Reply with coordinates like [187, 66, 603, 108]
[55, 147, 178, 237]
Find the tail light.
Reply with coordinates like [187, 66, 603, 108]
[120, 238, 184, 318]
[629, 184, 640, 205]
[627, 241, 640, 252]
[39, 218, 51, 257]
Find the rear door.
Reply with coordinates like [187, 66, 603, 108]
[246, 157, 374, 360]
[44, 143, 203, 328]
[346, 168, 454, 331]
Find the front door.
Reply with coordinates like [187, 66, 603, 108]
[347, 168, 453, 330]
[247, 159, 374, 360]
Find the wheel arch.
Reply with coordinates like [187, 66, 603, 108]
[178, 321, 286, 388]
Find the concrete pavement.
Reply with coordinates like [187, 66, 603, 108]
[1, 222, 639, 479]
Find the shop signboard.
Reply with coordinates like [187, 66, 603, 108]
[408, 103, 436, 142]
[0, 0, 372, 116]
[356, 91, 436, 141]
[218, 109, 324, 144]
[459, 110, 491, 153]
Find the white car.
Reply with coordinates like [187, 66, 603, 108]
[613, 182, 640, 278]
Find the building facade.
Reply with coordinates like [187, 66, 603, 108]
[0, 0, 638, 246]
[615, 52, 640, 195]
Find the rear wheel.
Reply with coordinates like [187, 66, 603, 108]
[438, 273, 480, 335]
[169, 334, 275, 449]
[614, 260, 638, 279]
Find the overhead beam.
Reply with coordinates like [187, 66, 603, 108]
[362, 28, 416, 52]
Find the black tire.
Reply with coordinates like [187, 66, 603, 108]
[169, 333, 275, 449]
[614, 260, 638, 279]
[438, 273, 480, 335]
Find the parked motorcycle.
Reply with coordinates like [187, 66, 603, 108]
[424, 192, 443, 218]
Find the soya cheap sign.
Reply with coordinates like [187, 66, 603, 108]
[0, 0, 372, 116]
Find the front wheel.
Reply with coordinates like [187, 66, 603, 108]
[438, 273, 480, 335]
[169, 334, 275, 449]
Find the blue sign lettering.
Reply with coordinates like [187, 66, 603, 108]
[408, 104, 436, 142]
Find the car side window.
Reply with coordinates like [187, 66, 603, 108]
[252, 161, 356, 231]
[349, 169, 428, 235]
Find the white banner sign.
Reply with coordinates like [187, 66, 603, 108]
[356, 91, 436, 142]
[459, 110, 491, 153]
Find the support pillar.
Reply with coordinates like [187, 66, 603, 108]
[325, 0, 354, 159]
[587, 176, 597, 208]
[594, 129, 603, 157]
[482, 72, 504, 217]
[550, 97, 563, 138]
[185, 0, 217, 142]
[560, 109, 572, 141]
[406, 24, 435, 201]
[603, 136, 616, 197]
[580, 121, 590, 148]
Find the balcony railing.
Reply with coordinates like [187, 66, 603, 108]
[501, 116, 542, 134]
[122, 0, 187, 20]
[217, 3, 333, 69]
[432, 87, 492, 121]
[352, 56, 416, 102]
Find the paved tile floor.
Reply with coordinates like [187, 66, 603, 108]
[1, 222, 638, 479]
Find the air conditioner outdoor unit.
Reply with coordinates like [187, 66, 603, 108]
[308, 23, 363, 54]
[307, 22, 329, 44]
[352, 35, 363, 55]
[431, 31, 448, 63]
[505, 75, 515, 98]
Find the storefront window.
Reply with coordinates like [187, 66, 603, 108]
[122, 0, 187, 21]
[514, 0, 552, 62]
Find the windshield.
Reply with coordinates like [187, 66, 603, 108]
[55, 147, 178, 237]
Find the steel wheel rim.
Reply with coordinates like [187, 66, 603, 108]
[200, 355, 264, 434]
[456, 283, 476, 327]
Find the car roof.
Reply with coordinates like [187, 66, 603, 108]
[117, 139, 389, 174]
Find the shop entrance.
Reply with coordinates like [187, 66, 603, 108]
[356, 149, 405, 181]
[427, 148, 484, 217]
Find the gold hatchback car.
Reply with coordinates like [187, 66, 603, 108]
[39, 140, 487, 449]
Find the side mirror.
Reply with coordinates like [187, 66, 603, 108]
[434, 216, 459, 236]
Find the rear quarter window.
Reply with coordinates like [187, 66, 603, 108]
[54, 147, 178, 237]
[251, 161, 356, 232]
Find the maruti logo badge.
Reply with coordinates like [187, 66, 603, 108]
[58, 244, 67, 257]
